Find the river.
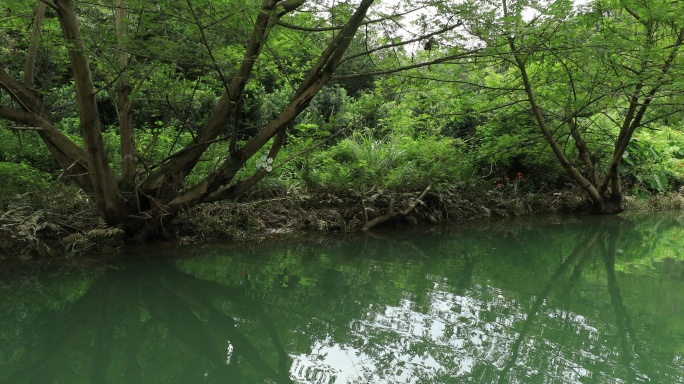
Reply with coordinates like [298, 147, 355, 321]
[1, 212, 683, 383]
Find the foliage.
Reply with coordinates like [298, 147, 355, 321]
[0, 0, 401, 236]
[623, 126, 684, 194]
[300, 130, 471, 191]
[0, 162, 52, 197]
[0, 129, 57, 172]
[1, 0, 684, 244]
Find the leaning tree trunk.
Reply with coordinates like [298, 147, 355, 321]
[506, 35, 613, 213]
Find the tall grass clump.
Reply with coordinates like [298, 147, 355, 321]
[303, 130, 473, 192]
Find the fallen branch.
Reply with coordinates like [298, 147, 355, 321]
[362, 184, 430, 231]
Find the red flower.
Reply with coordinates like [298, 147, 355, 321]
[517, 172, 524, 179]
[497, 183, 503, 187]
[505, 177, 510, 181]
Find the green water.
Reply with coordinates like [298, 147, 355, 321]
[2, 213, 684, 383]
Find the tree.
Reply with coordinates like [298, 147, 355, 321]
[459, 0, 684, 213]
[0, 0, 383, 240]
[0, 0, 472, 241]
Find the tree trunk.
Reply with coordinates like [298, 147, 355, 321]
[115, 0, 137, 193]
[53, 0, 124, 225]
[590, 193, 624, 215]
[506, 36, 606, 212]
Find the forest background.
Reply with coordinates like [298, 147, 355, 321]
[1, 0, 683, 259]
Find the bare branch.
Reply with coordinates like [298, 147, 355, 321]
[24, 2, 47, 88]
[340, 20, 464, 64]
[276, 6, 429, 32]
[333, 49, 484, 80]
[186, 0, 231, 96]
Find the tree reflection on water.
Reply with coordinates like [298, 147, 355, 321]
[1, 214, 683, 383]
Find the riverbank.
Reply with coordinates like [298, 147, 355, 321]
[2, 184, 684, 264]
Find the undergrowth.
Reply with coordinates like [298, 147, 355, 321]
[0, 186, 123, 262]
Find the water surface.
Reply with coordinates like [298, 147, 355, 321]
[1, 212, 684, 383]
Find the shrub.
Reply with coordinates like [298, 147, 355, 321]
[302, 131, 473, 191]
[623, 127, 684, 194]
[0, 162, 52, 198]
[0, 129, 57, 172]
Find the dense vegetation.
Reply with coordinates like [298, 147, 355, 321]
[1, 0, 683, 253]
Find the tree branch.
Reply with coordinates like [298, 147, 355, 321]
[275, 6, 429, 32]
[340, 20, 463, 64]
[333, 49, 484, 80]
[599, 26, 684, 194]
[24, 2, 47, 88]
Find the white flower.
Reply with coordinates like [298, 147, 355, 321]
[256, 156, 274, 171]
